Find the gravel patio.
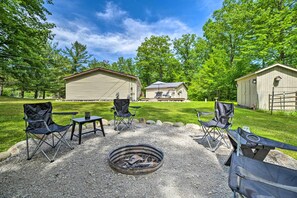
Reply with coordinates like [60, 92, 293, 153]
[1, 123, 295, 198]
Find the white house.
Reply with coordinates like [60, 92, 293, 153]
[145, 81, 188, 100]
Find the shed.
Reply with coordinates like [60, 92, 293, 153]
[145, 81, 188, 100]
[235, 63, 297, 110]
[64, 68, 141, 101]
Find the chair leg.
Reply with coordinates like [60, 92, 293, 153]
[198, 126, 230, 152]
[26, 132, 30, 160]
[199, 126, 216, 151]
[129, 116, 135, 131]
[209, 129, 230, 152]
[54, 130, 74, 150]
[26, 129, 73, 162]
[27, 134, 52, 161]
[114, 116, 135, 132]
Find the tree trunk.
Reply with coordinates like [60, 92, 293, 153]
[279, 51, 285, 63]
[34, 90, 38, 99]
[42, 91, 46, 99]
[21, 90, 24, 98]
[0, 84, 3, 96]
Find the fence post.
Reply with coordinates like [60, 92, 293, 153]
[295, 91, 297, 111]
[268, 94, 271, 111]
[282, 92, 285, 110]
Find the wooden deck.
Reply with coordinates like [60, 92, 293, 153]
[140, 98, 186, 102]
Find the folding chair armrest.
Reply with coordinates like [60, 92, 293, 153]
[130, 106, 141, 114]
[195, 109, 213, 120]
[130, 106, 141, 109]
[52, 112, 78, 116]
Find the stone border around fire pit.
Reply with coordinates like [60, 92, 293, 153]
[1, 118, 297, 170]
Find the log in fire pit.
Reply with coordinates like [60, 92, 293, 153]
[108, 144, 164, 175]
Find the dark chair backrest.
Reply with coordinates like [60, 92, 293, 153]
[24, 102, 54, 129]
[114, 99, 130, 115]
[214, 101, 234, 125]
[155, 92, 162, 98]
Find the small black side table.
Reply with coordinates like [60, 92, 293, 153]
[71, 116, 105, 144]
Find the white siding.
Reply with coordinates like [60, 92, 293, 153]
[237, 65, 297, 110]
[145, 84, 188, 99]
[237, 75, 257, 108]
[176, 85, 188, 99]
[65, 71, 139, 101]
[146, 88, 158, 98]
[257, 67, 297, 110]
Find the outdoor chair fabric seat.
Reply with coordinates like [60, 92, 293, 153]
[24, 102, 77, 162]
[112, 99, 139, 132]
[228, 127, 297, 197]
[229, 151, 297, 198]
[196, 101, 234, 151]
[198, 119, 228, 129]
[27, 123, 70, 135]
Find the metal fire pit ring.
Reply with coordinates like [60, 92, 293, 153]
[108, 144, 164, 175]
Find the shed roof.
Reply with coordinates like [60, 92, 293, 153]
[64, 67, 139, 81]
[235, 63, 297, 81]
[145, 81, 186, 89]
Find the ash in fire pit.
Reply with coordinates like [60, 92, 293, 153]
[108, 144, 164, 175]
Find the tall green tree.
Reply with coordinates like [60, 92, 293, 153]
[189, 47, 230, 100]
[111, 57, 136, 75]
[88, 59, 110, 69]
[173, 34, 198, 84]
[135, 35, 179, 87]
[0, 0, 54, 96]
[63, 41, 92, 73]
[241, 0, 297, 66]
[43, 42, 71, 98]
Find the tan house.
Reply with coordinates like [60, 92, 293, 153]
[64, 68, 141, 101]
[235, 63, 297, 110]
[145, 81, 188, 100]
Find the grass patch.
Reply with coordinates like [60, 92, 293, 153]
[0, 96, 297, 159]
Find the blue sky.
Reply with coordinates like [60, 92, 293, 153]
[46, 0, 223, 62]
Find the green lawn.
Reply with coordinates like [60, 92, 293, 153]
[1, 96, 297, 159]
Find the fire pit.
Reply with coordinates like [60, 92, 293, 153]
[108, 144, 164, 175]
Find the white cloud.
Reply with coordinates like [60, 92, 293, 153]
[51, 2, 194, 61]
[96, 2, 127, 21]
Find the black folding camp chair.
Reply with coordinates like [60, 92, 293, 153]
[24, 102, 77, 162]
[196, 101, 234, 151]
[228, 128, 297, 198]
[112, 99, 140, 132]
